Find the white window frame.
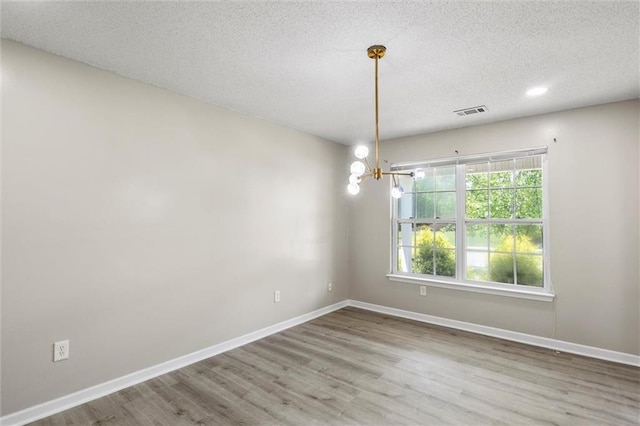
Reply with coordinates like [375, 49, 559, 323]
[387, 147, 554, 302]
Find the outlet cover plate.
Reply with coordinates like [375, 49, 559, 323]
[53, 340, 69, 362]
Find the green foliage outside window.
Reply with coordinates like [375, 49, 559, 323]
[489, 234, 543, 286]
[414, 227, 456, 277]
[466, 168, 543, 244]
[466, 169, 542, 218]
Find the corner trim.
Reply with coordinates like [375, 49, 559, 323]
[0, 301, 348, 426]
[347, 299, 640, 367]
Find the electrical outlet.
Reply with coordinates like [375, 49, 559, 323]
[419, 286, 427, 297]
[327, 282, 333, 292]
[53, 340, 69, 362]
[274, 290, 281, 303]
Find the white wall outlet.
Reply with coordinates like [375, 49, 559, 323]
[274, 290, 281, 303]
[419, 286, 427, 297]
[53, 340, 69, 362]
[327, 282, 333, 292]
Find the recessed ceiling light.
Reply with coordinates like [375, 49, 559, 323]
[526, 87, 548, 97]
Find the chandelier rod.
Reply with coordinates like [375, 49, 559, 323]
[374, 49, 380, 174]
[367, 45, 386, 180]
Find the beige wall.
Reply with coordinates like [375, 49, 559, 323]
[349, 99, 640, 356]
[0, 40, 349, 415]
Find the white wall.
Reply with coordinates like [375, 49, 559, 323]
[349, 100, 639, 356]
[0, 40, 349, 415]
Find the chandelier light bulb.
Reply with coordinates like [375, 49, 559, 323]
[391, 185, 404, 199]
[350, 161, 366, 177]
[347, 183, 360, 195]
[349, 174, 360, 185]
[413, 169, 426, 181]
[354, 145, 369, 160]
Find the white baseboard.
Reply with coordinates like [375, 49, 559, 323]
[0, 300, 348, 426]
[348, 299, 640, 367]
[3, 298, 638, 425]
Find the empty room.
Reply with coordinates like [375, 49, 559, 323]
[1, 1, 639, 425]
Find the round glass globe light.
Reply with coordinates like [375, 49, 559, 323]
[349, 174, 360, 185]
[354, 145, 369, 160]
[347, 183, 360, 195]
[391, 185, 404, 199]
[350, 161, 366, 177]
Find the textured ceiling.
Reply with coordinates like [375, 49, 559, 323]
[2, 1, 638, 145]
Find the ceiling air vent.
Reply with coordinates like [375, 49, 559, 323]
[454, 105, 488, 117]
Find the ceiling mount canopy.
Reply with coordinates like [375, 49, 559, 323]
[367, 44, 386, 60]
[347, 45, 424, 198]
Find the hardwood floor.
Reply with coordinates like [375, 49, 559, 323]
[30, 307, 640, 425]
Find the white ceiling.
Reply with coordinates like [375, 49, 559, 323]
[2, 1, 638, 145]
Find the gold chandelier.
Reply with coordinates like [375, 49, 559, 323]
[347, 45, 423, 198]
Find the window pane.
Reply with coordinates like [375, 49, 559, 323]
[466, 166, 488, 190]
[416, 170, 435, 192]
[489, 252, 515, 284]
[436, 191, 456, 218]
[466, 189, 488, 219]
[415, 223, 432, 246]
[397, 192, 416, 219]
[436, 166, 456, 190]
[515, 169, 542, 187]
[489, 189, 514, 218]
[490, 224, 513, 252]
[412, 224, 457, 277]
[515, 225, 543, 252]
[435, 249, 456, 277]
[515, 188, 542, 218]
[466, 251, 488, 281]
[515, 254, 543, 287]
[466, 224, 488, 249]
[417, 193, 435, 218]
[413, 245, 433, 275]
[437, 224, 456, 248]
[489, 169, 513, 189]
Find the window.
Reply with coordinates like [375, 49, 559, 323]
[390, 148, 551, 298]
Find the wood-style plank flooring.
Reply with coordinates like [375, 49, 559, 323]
[30, 307, 640, 425]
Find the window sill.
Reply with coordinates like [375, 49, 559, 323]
[386, 274, 555, 302]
